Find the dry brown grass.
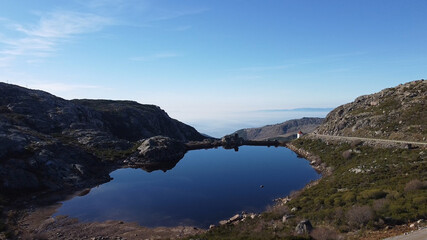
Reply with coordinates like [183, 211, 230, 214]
[342, 150, 352, 160]
[310, 226, 341, 240]
[404, 179, 426, 192]
[346, 205, 374, 229]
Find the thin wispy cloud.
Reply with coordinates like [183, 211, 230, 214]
[80, 0, 207, 25]
[0, 57, 13, 68]
[130, 52, 180, 62]
[14, 11, 113, 38]
[0, 72, 104, 93]
[0, 10, 114, 66]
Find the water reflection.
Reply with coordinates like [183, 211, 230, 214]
[55, 146, 320, 228]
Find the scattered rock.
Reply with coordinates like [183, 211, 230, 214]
[229, 214, 241, 222]
[282, 214, 295, 223]
[275, 196, 291, 205]
[295, 219, 313, 234]
[219, 220, 228, 226]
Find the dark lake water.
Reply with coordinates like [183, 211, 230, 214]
[54, 146, 320, 228]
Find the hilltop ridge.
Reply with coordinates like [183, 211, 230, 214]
[234, 117, 324, 141]
[315, 80, 426, 142]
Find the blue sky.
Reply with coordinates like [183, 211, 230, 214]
[1, 0, 426, 136]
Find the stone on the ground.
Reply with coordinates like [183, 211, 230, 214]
[282, 214, 295, 223]
[295, 219, 313, 234]
[229, 214, 241, 222]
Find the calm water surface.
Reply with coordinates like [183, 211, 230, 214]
[55, 146, 320, 228]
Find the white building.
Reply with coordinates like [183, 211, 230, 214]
[297, 131, 303, 139]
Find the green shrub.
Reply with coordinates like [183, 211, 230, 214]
[314, 198, 325, 205]
[342, 192, 356, 203]
[360, 189, 387, 200]
[386, 191, 401, 200]
[412, 196, 427, 205]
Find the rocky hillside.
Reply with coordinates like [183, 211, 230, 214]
[72, 99, 204, 142]
[234, 117, 324, 141]
[0, 82, 204, 193]
[315, 80, 426, 142]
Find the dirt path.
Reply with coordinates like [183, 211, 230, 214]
[311, 134, 427, 147]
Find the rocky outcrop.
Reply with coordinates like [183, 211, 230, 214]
[315, 80, 426, 142]
[295, 219, 313, 234]
[0, 83, 205, 194]
[72, 99, 204, 142]
[126, 136, 186, 172]
[234, 117, 324, 141]
[221, 134, 244, 149]
[218, 213, 257, 226]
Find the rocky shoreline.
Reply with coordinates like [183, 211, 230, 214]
[1, 134, 293, 239]
[285, 141, 332, 176]
[13, 135, 420, 240]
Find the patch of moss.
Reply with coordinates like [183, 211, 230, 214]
[88, 142, 140, 161]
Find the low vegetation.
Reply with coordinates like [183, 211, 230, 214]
[316, 80, 427, 142]
[88, 142, 140, 161]
[189, 138, 426, 239]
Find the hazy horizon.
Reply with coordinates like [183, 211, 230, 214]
[183, 108, 331, 138]
[1, 0, 426, 135]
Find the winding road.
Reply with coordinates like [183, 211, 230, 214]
[310, 134, 427, 147]
[384, 228, 427, 240]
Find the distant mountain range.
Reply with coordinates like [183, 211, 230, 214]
[234, 117, 325, 141]
[256, 108, 333, 112]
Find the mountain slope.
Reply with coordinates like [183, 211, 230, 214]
[234, 117, 324, 141]
[72, 99, 204, 142]
[315, 80, 426, 142]
[0, 82, 204, 193]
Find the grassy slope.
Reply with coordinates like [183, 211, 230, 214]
[190, 138, 426, 239]
[288, 139, 426, 228]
